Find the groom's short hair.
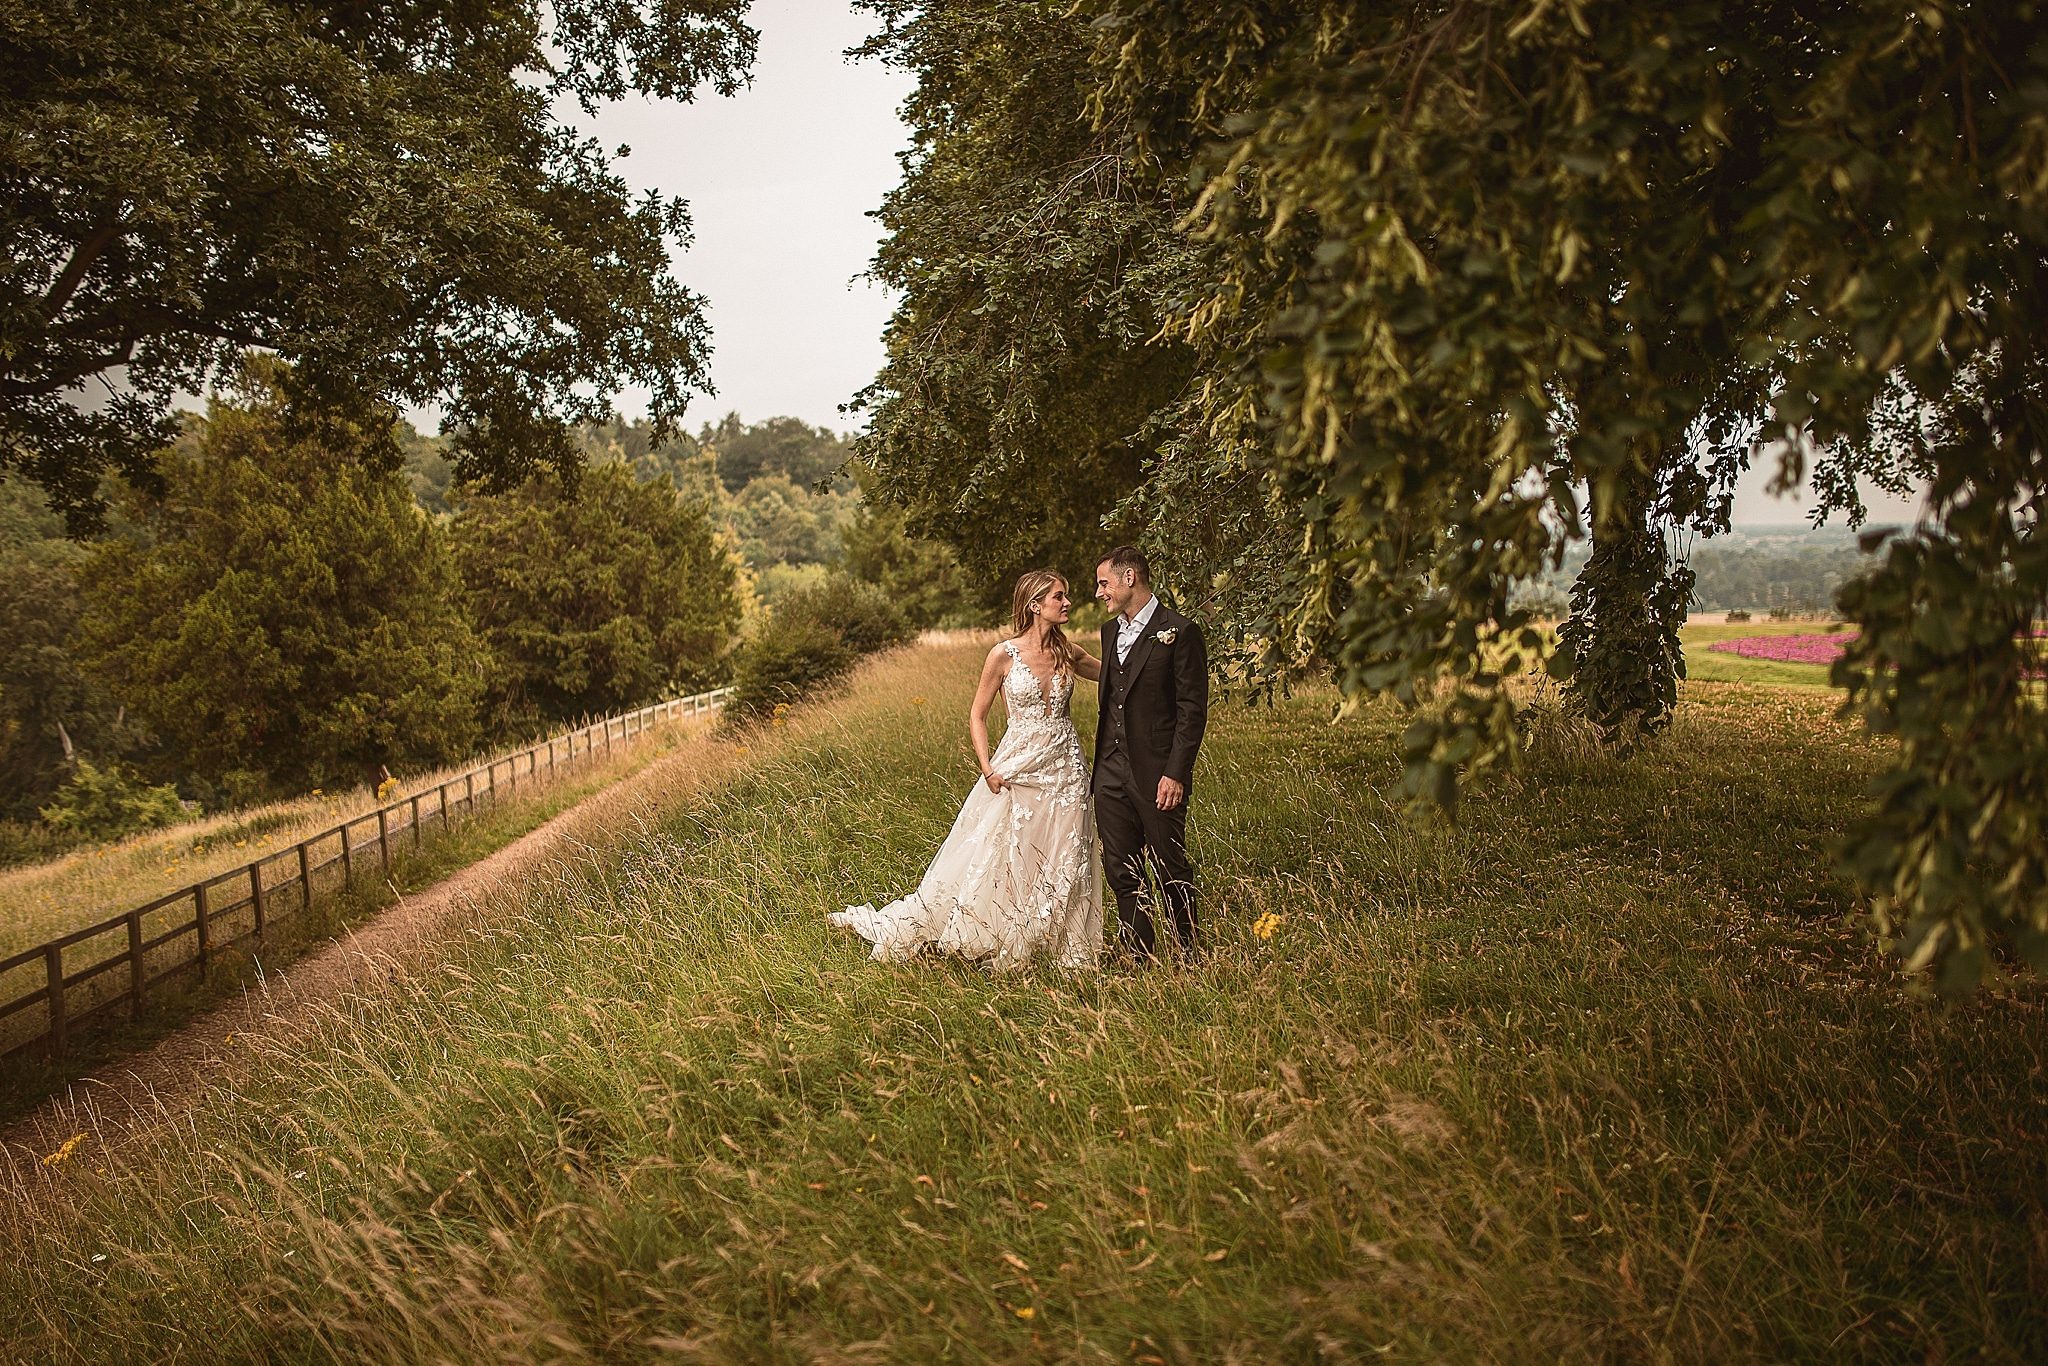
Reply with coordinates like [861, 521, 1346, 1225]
[1099, 545, 1150, 585]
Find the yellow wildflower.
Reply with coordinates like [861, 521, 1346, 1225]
[910, 696, 928, 706]
[1252, 912, 1283, 941]
[42, 1132, 89, 1167]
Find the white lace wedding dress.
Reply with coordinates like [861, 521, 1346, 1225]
[831, 639, 1103, 970]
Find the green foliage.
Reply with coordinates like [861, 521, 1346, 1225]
[1555, 469, 1696, 747]
[864, 1, 2048, 985]
[839, 474, 980, 629]
[78, 359, 485, 802]
[727, 615, 857, 721]
[1537, 528, 1878, 615]
[777, 574, 915, 656]
[1, 0, 756, 530]
[728, 573, 914, 718]
[579, 417, 727, 510]
[396, 421, 457, 519]
[36, 759, 183, 842]
[729, 472, 853, 569]
[0, 818, 73, 869]
[1834, 528, 2048, 992]
[0, 479, 143, 820]
[850, 2, 1203, 599]
[699, 412, 853, 493]
[451, 462, 743, 728]
[753, 561, 832, 610]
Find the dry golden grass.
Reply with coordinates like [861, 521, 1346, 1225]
[1, 642, 2039, 1359]
[0, 712, 719, 963]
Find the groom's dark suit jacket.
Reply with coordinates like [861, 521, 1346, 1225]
[1095, 602, 1209, 800]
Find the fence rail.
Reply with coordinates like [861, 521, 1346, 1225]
[0, 687, 732, 1062]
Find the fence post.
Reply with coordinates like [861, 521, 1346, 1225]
[465, 773, 474, 816]
[251, 860, 266, 941]
[298, 841, 312, 907]
[441, 781, 453, 828]
[411, 794, 423, 848]
[341, 822, 354, 887]
[195, 882, 210, 982]
[44, 944, 64, 1056]
[127, 911, 144, 1019]
[377, 807, 391, 877]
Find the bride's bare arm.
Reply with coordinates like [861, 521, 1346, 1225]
[1066, 639, 1102, 683]
[969, 644, 1009, 792]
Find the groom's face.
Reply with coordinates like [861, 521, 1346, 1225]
[1096, 560, 1136, 616]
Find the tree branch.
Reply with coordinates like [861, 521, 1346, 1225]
[37, 218, 128, 322]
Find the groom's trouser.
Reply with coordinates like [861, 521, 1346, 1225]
[1093, 748, 1196, 959]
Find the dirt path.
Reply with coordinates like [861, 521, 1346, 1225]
[1, 720, 748, 1170]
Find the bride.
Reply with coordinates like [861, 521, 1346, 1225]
[830, 569, 1104, 970]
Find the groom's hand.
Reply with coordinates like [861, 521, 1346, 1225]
[1155, 776, 1185, 811]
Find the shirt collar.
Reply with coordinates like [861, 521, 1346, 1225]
[1121, 595, 1159, 633]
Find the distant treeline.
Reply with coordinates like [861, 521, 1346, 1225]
[0, 361, 979, 859]
[1520, 529, 1880, 616]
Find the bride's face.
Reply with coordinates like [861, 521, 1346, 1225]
[1036, 584, 1073, 624]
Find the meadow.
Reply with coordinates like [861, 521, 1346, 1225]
[1677, 621, 1844, 689]
[1, 639, 2041, 1360]
[0, 711, 721, 962]
[0, 711, 728, 1110]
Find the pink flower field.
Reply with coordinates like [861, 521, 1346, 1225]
[1708, 632, 1856, 665]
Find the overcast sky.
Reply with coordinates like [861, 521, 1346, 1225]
[565, 0, 913, 438]
[511, 0, 1917, 527]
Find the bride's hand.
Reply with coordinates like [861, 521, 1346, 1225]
[983, 768, 1006, 794]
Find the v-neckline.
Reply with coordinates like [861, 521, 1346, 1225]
[1008, 638, 1058, 705]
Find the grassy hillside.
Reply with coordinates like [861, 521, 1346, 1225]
[0, 709, 716, 964]
[2, 641, 2041, 1359]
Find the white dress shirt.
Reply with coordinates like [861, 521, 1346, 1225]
[1115, 594, 1159, 665]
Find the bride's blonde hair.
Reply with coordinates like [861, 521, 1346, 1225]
[1010, 569, 1073, 678]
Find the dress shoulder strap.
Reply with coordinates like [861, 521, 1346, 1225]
[1000, 638, 1021, 662]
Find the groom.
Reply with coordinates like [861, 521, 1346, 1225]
[1093, 545, 1209, 962]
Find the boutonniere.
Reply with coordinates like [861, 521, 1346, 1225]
[1152, 627, 1177, 645]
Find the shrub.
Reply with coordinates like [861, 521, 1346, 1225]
[728, 616, 856, 719]
[0, 819, 74, 870]
[38, 761, 185, 842]
[1725, 609, 1752, 623]
[726, 574, 915, 720]
[777, 574, 915, 655]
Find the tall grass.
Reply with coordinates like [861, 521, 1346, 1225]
[0, 708, 721, 961]
[1, 640, 2040, 1359]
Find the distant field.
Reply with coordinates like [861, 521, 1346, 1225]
[5, 639, 2040, 1359]
[1681, 620, 1845, 689]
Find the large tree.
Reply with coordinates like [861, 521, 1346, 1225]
[451, 462, 742, 725]
[850, 1, 1208, 600]
[0, 478, 140, 820]
[1, 0, 756, 530]
[862, 1, 2048, 986]
[79, 360, 486, 802]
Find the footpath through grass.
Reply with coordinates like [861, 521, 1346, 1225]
[0, 715, 722, 1122]
[1, 641, 2041, 1359]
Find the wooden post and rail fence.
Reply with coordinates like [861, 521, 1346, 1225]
[0, 686, 733, 1063]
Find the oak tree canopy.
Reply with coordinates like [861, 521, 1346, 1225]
[2, 0, 757, 529]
